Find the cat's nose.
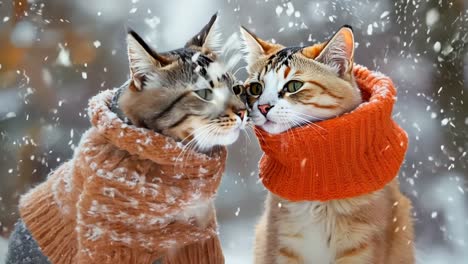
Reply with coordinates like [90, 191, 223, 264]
[236, 109, 246, 120]
[258, 104, 272, 116]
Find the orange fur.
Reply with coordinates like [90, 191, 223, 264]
[241, 26, 415, 264]
[255, 180, 414, 264]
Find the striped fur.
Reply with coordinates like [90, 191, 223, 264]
[118, 14, 247, 151]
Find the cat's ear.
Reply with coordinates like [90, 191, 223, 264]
[185, 13, 221, 53]
[240, 26, 278, 66]
[127, 30, 171, 91]
[301, 42, 326, 60]
[314, 25, 355, 77]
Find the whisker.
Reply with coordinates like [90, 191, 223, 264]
[182, 125, 218, 163]
[286, 110, 326, 129]
[176, 123, 217, 165]
[279, 116, 297, 142]
[286, 111, 327, 132]
[242, 127, 252, 144]
[252, 126, 267, 143]
[196, 124, 220, 152]
[180, 121, 216, 143]
[289, 115, 326, 140]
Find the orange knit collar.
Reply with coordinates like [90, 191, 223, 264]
[255, 65, 409, 201]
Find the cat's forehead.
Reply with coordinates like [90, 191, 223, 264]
[249, 47, 304, 80]
[166, 48, 213, 65]
[266, 47, 303, 70]
[165, 48, 235, 87]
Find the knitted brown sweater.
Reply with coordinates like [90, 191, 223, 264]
[18, 89, 227, 264]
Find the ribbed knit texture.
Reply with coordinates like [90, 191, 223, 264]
[256, 65, 408, 201]
[19, 89, 227, 264]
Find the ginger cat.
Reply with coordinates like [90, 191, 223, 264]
[241, 26, 415, 264]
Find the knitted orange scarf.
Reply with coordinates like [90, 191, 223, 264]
[255, 65, 408, 201]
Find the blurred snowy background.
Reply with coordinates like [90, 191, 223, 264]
[0, 0, 467, 263]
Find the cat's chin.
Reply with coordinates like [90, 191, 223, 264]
[194, 128, 241, 151]
[259, 120, 291, 135]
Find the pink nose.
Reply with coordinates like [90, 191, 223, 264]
[258, 104, 272, 115]
[236, 109, 246, 120]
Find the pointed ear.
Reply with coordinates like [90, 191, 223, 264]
[240, 26, 279, 67]
[127, 30, 171, 91]
[315, 25, 355, 77]
[301, 42, 326, 60]
[185, 13, 221, 53]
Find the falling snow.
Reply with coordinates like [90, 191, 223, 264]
[1, 1, 468, 264]
[144, 16, 160, 29]
[55, 44, 72, 67]
[285, 2, 294, 17]
[234, 207, 240, 216]
[426, 8, 440, 27]
[275, 6, 283, 16]
[93, 40, 101, 48]
[367, 24, 373, 35]
[380, 11, 390, 19]
[433, 41, 441, 52]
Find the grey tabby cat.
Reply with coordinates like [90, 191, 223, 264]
[113, 15, 247, 150]
[6, 13, 247, 264]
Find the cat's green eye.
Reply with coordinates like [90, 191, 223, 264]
[248, 82, 263, 96]
[284, 80, 304, 93]
[232, 85, 244, 96]
[194, 88, 214, 101]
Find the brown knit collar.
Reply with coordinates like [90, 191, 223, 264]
[255, 65, 409, 201]
[87, 89, 227, 167]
